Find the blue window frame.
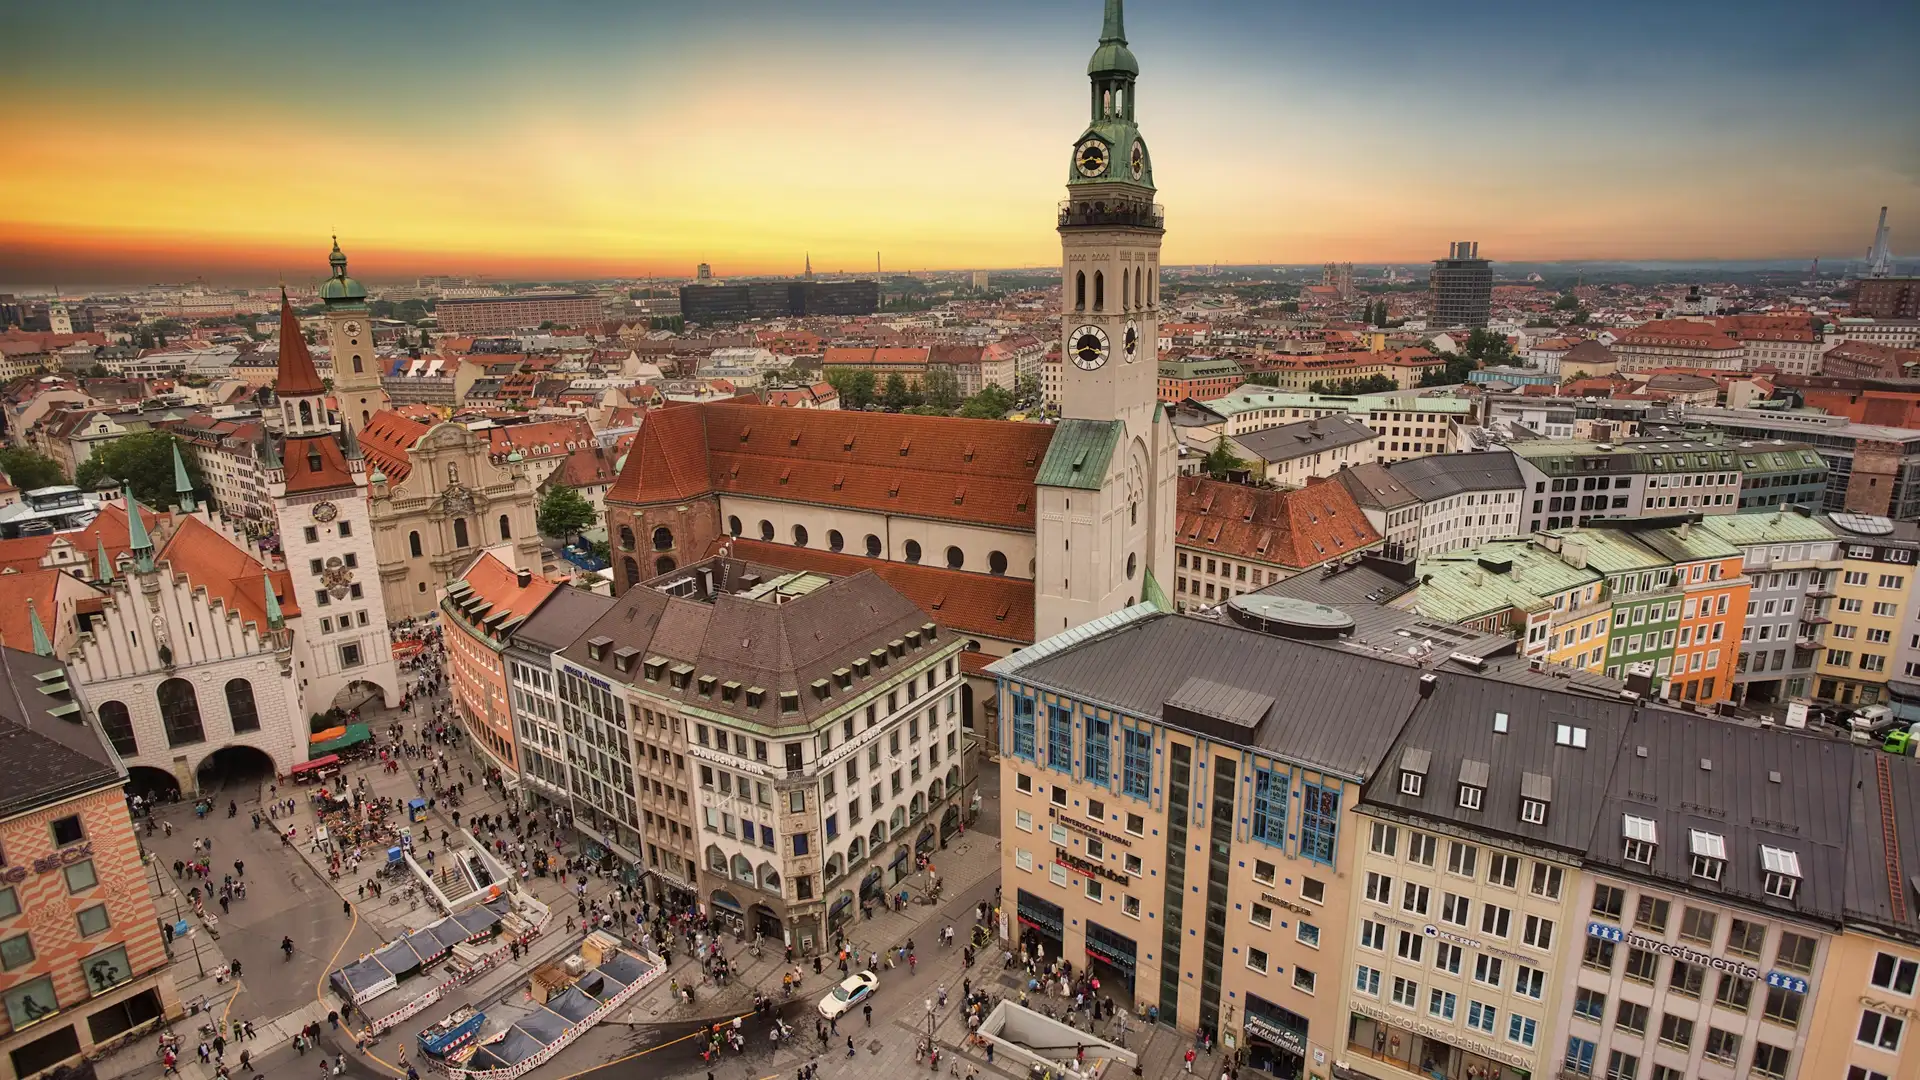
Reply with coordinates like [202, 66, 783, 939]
[1009, 693, 1036, 760]
[1300, 782, 1340, 865]
[1046, 704, 1073, 774]
[1251, 768, 1288, 846]
[1121, 728, 1152, 799]
[1084, 713, 1111, 786]
[1563, 1037, 1596, 1076]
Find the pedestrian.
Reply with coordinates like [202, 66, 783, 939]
[1184, 1048, 1196, 1073]
[863, 1003, 872, 1026]
[846, 1036, 856, 1058]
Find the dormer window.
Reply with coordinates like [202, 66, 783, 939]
[810, 679, 831, 701]
[1457, 759, 1489, 811]
[1760, 846, 1801, 900]
[586, 635, 612, 662]
[1553, 723, 1588, 749]
[612, 647, 639, 673]
[833, 668, 853, 690]
[780, 691, 800, 714]
[852, 658, 870, 678]
[1398, 747, 1429, 798]
[745, 686, 766, 708]
[1519, 772, 1551, 826]
[1689, 829, 1726, 882]
[1622, 816, 1658, 864]
[1520, 798, 1547, 825]
[697, 675, 717, 697]
[722, 680, 741, 703]
[641, 658, 664, 682]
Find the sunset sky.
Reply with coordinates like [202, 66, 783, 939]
[3, 0, 1916, 286]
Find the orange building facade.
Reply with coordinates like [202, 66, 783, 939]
[1665, 547, 1749, 705]
[444, 552, 562, 782]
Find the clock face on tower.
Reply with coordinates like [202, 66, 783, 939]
[343, 321, 361, 336]
[311, 500, 339, 522]
[1070, 325, 1111, 370]
[1123, 321, 1140, 361]
[1075, 139, 1109, 178]
[1129, 140, 1146, 181]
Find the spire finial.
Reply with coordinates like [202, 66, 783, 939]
[172, 441, 197, 512]
[1101, 0, 1126, 44]
[96, 535, 114, 583]
[124, 482, 154, 573]
[262, 572, 285, 632]
[26, 599, 51, 657]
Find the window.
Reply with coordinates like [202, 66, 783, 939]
[157, 678, 205, 747]
[1761, 845, 1801, 900]
[1441, 892, 1469, 927]
[1458, 783, 1483, 810]
[1473, 954, 1503, 988]
[1715, 972, 1752, 1011]
[1390, 975, 1418, 1007]
[1355, 965, 1380, 996]
[1507, 1012, 1537, 1048]
[97, 701, 136, 757]
[1871, 952, 1919, 994]
[1301, 877, 1324, 904]
[1480, 904, 1511, 938]
[63, 860, 96, 893]
[1246, 947, 1269, 973]
[1529, 862, 1563, 900]
[1487, 852, 1518, 889]
[1763, 983, 1803, 1027]
[75, 903, 110, 937]
[1749, 1044, 1790, 1080]
[1703, 1026, 1740, 1063]
[1447, 841, 1478, 878]
[1045, 705, 1072, 773]
[1433, 942, 1461, 975]
[1084, 714, 1110, 785]
[1300, 783, 1339, 864]
[1368, 822, 1398, 857]
[1252, 860, 1275, 885]
[1121, 729, 1151, 799]
[453, 518, 470, 547]
[1401, 881, 1430, 916]
[1399, 770, 1423, 797]
[1250, 903, 1272, 928]
[1520, 798, 1547, 824]
[1395, 929, 1424, 963]
[1292, 967, 1315, 994]
[1679, 906, 1717, 945]
[1523, 914, 1554, 950]
[0, 933, 33, 970]
[1015, 849, 1033, 872]
[1859, 1009, 1905, 1050]
[1466, 1000, 1496, 1034]
[1123, 895, 1140, 918]
[1582, 937, 1615, 972]
[1777, 931, 1816, 972]
[1514, 965, 1543, 1000]
[1430, 989, 1458, 1020]
[1406, 831, 1436, 866]
[1564, 1038, 1596, 1077]
[1624, 947, 1658, 985]
[1573, 987, 1606, 1022]
[1591, 883, 1625, 920]
[1251, 769, 1288, 846]
[1359, 920, 1387, 952]
[1657, 1013, 1693, 1050]
[1604, 1050, 1638, 1080]
[1614, 1000, 1648, 1037]
[1669, 959, 1704, 998]
[1622, 815, 1657, 864]
[225, 678, 260, 734]
[1010, 695, 1036, 760]
[1364, 872, 1393, 905]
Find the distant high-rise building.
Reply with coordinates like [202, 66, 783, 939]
[1855, 277, 1920, 320]
[1429, 240, 1492, 329]
[695, 262, 712, 281]
[677, 280, 879, 324]
[972, 270, 990, 291]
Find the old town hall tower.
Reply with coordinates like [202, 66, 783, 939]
[1033, 0, 1178, 634]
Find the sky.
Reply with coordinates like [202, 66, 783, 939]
[2, 0, 1917, 287]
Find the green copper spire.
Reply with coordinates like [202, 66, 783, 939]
[26, 599, 51, 657]
[172, 442, 197, 512]
[262, 572, 285, 632]
[1069, 0, 1151, 190]
[1088, 0, 1137, 76]
[124, 482, 154, 573]
[96, 536, 113, 583]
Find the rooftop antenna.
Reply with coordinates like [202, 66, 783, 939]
[1867, 206, 1894, 278]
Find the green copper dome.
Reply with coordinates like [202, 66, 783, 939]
[319, 236, 368, 303]
[1087, 0, 1137, 75]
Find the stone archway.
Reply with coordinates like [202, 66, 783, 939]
[194, 744, 278, 796]
[126, 765, 182, 802]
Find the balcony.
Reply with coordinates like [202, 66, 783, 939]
[1058, 199, 1164, 230]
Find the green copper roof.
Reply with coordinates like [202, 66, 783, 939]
[172, 441, 196, 512]
[26, 599, 51, 656]
[96, 536, 113, 583]
[1693, 509, 1836, 547]
[1413, 540, 1600, 624]
[1088, 0, 1138, 75]
[319, 236, 368, 304]
[1143, 566, 1170, 612]
[124, 482, 154, 572]
[262, 572, 284, 631]
[1036, 419, 1122, 491]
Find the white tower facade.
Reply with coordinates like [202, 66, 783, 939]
[1032, 0, 1179, 636]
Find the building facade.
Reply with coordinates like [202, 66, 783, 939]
[1429, 243, 1491, 329]
[435, 294, 602, 335]
[443, 551, 561, 784]
[503, 585, 612, 814]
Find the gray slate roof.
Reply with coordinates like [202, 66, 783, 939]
[1233, 416, 1376, 465]
[1843, 750, 1920, 943]
[0, 647, 121, 817]
[511, 586, 616, 653]
[1385, 451, 1525, 502]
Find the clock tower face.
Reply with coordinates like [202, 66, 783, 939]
[1070, 325, 1110, 370]
[1075, 139, 1109, 178]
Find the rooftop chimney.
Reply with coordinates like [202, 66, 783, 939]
[517, 569, 532, 588]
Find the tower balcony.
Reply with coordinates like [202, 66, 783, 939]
[1058, 198, 1164, 231]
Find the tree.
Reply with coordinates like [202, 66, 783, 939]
[825, 367, 876, 410]
[959, 384, 1015, 419]
[1246, 371, 1281, 388]
[536, 485, 598, 539]
[922, 366, 962, 412]
[1202, 440, 1252, 482]
[1553, 292, 1581, 311]
[881, 373, 912, 411]
[74, 431, 202, 507]
[1013, 373, 1040, 406]
[0, 448, 67, 490]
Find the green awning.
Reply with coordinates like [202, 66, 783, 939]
[310, 722, 373, 756]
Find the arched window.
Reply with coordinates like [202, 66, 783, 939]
[1126, 552, 1137, 580]
[352, 357, 363, 373]
[828, 530, 844, 553]
[904, 540, 922, 564]
[732, 854, 756, 887]
[361, 410, 370, 428]
[759, 520, 774, 542]
[728, 516, 742, 537]
[759, 865, 780, 893]
[652, 526, 673, 551]
[622, 557, 639, 587]
[298, 400, 313, 426]
[848, 837, 866, 863]
[498, 514, 511, 541]
[1093, 271, 1104, 312]
[409, 531, 422, 558]
[869, 822, 886, 848]
[910, 793, 925, 820]
[988, 551, 1008, 576]
[707, 845, 728, 873]
[946, 546, 964, 570]
[825, 854, 843, 883]
[929, 778, 944, 802]
[1121, 268, 1129, 312]
[157, 678, 205, 748]
[792, 524, 809, 547]
[1135, 267, 1144, 309]
[1074, 272, 1086, 311]
[890, 806, 907, 832]
[865, 534, 882, 559]
[655, 555, 676, 575]
[619, 525, 636, 551]
[225, 678, 260, 734]
[452, 518, 470, 548]
[97, 701, 136, 757]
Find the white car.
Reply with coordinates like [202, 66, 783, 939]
[818, 970, 879, 1019]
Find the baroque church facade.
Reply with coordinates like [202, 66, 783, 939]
[317, 241, 542, 620]
[604, 0, 1176, 657]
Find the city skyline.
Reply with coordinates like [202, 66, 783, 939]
[3, 0, 1917, 286]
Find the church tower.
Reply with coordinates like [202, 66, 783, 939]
[320, 237, 389, 436]
[1033, 0, 1179, 635]
[269, 287, 400, 714]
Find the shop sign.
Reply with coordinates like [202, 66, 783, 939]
[1422, 924, 1482, 950]
[1349, 1002, 1532, 1070]
[1244, 1013, 1307, 1056]
[1765, 971, 1809, 995]
[1054, 847, 1128, 885]
[1085, 940, 1136, 974]
[1861, 995, 1917, 1019]
[1050, 807, 1133, 847]
[1586, 921, 1760, 980]
[559, 662, 611, 692]
[1259, 892, 1314, 917]
[0, 843, 92, 884]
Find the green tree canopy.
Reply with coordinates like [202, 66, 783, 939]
[1553, 292, 1581, 311]
[536, 484, 598, 539]
[1202, 440, 1251, 482]
[1245, 371, 1281, 388]
[958, 384, 1015, 419]
[825, 367, 876, 410]
[922, 366, 962, 412]
[881, 373, 913, 410]
[74, 431, 203, 508]
[0, 448, 67, 491]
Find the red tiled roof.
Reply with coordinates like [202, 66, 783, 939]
[1616, 319, 1742, 351]
[274, 292, 326, 395]
[282, 433, 358, 494]
[712, 537, 1034, 644]
[359, 410, 430, 482]
[157, 514, 300, 628]
[450, 550, 558, 635]
[607, 402, 1056, 529]
[0, 568, 75, 652]
[553, 444, 620, 489]
[1175, 476, 1381, 570]
[484, 418, 594, 461]
[0, 504, 170, 574]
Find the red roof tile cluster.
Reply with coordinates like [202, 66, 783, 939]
[157, 514, 300, 628]
[711, 537, 1034, 644]
[483, 418, 595, 462]
[0, 568, 80, 652]
[607, 402, 1056, 529]
[282, 432, 358, 495]
[553, 444, 621, 489]
[1616, 319, 1742, 351]
[0, 503, 171, 574]
[274, 292, 326, 395]
[821, 346, 930, 367]
[358, 411, 431, 482]
[448, 550, 558, 641]
[1712, 314, 1818, 344]
[1175, 476, 1381, 570]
